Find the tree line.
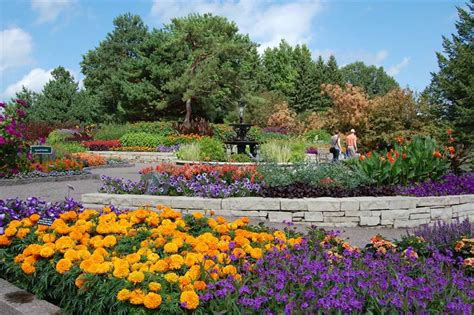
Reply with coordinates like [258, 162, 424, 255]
[11, 1, 473, 145]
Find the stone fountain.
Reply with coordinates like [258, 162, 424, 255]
[224, 101, 259, 156]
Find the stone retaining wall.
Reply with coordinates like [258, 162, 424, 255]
[88, 151, 176, 163]
[81, 193, 474, 228]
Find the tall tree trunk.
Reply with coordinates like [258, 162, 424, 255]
[184, 98, 192, 127]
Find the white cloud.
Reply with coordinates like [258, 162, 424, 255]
[0, 27, 33, 73]
[2, 68, 53, 99]
[150, 0, 322, 53]
[387, 57, 410, 76]
[2, 67, 81, 100]
[31, 0, 74, 24]
[313, 49, 335, 60]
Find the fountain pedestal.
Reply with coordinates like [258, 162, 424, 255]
[224, 123, 258, 156]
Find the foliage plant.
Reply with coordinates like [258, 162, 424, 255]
[0, 100, 31, 177]
[259, 141, 292, 163]
[228, 154, 252, 163]
[119, 132, 164, 148]
[176, 143, 202, 161]
[83, 140, 121, 151]
[199, 137, 226, 162]
[398, 172, 474, 197]
[212, 124, 236, 142]
[93, 124, 132, 141]
[259, 139, 307, 163]
[259, 163, 373, 189]
[304, 129, 331, 144]
[354, 136, 450, 186]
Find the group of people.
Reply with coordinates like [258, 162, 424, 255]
[330, 129, 358, 162]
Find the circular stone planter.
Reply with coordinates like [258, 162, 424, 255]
[0, 174, 100, 186]
[81, 193, 474, 228]
[87, 151, 176, 163]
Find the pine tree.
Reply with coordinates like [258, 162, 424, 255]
[430, 0, 473, 144]
[289, 45, 318, 113]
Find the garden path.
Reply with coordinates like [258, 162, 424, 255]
[0, 163, 406, 247]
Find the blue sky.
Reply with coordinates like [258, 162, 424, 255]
[0, 0, 465, 100]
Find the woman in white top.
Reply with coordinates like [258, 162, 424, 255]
[330, 130, 341, 162]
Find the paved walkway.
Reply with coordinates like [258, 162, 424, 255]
[0, 163, 407, 247]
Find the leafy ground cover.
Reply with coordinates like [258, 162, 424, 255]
[0, 200, 472, 314]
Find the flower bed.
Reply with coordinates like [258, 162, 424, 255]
[100, 164, 263, 198]
[99, 162, 474, 199]
[0, 201, 472, 314]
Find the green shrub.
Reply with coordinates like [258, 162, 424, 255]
[46, 130, 71, 145]
[304, 129, 331, 144]
[247, 127, 263, 142]
[129, 121, 176, 137]
[53, 143, 87, 158]
[212, 124, 236, 142]
[229, 153, 252, 163]
[261, 132, 290, 142]
[119, 132, 164, 147]
[199, 137, 226, 162]
[176, 143, 201, 161]
[93, 124, 132, 140]
[353, 136, 450, 186]
[258, 163, 373, 188]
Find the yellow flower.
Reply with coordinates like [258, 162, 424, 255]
[75, 274, 86, 288]
[56, 258, 73, 274]
[39, 246, 55, 258]
[164, 272, 179, 283]
[4, 227, 17, 237]
[222, 265, 237, 275]
[103, 235, 117, 248]
[193, 281, 207, 291]
[117, 288, 131, 301]
[150, 260, 169, 273]
[169, 254, 184, 270]
[0, 235, 12, 246]
[42, 234, 56, 243]
[127, 271, 145, 284]
[143, 292, 162, 309]
[129, 289, 144, 305]
[180, 290, 199, 310]
[148, 282, 162, 292]
[164, 242, 178, 253]
[21, 262, 36, 275]
[192, 212, 204, 219]
[16, 228, 30, 239]
[250, 248, 263, 259]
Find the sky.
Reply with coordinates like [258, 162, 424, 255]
[0, 0, 466, 100]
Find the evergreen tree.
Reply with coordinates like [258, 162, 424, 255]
[261, 40, 298, 97]
[31, 67, 100, 123]
[14, 87, 38, 113]
[341, 61, 399, 97]
[325, 55, 344, 86]
[289, 45, 318, 113]
[81, 13, 149, 121]
[429, 0, 473, 144]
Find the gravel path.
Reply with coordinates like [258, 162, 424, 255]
[0, 163, 407, 247]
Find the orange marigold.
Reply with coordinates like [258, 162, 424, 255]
[143, 292, 162, 309]
[56, 258, 73, 274]
[117, 288, 131, 301]
[127, 271, 145, 284]
[148, 282, 162, 292]
[180, 290, 199, 310]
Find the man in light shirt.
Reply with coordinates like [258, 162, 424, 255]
[346, 129, 358, 157]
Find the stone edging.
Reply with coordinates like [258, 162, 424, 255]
[87, 151, 176, 163]
[0, 278, 60, 314]
[81, 193, 474, 228]
[0, 174, 100, 186]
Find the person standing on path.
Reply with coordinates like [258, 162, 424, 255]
[330, 130, 341, 162]
[346, 129, 358, 157]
